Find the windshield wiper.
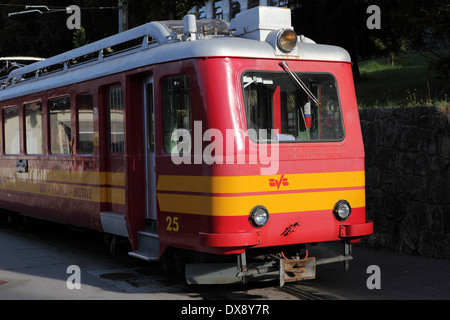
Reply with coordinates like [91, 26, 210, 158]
[279, 61, 320, 106]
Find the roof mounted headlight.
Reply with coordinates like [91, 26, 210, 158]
[249, 206, 269, 228]
[333, 200, 352, 221]
[277, 29, 297, 53]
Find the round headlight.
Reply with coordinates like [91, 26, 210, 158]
[249, 206, 269, 228]
[333, 200, 352, 221]
[277, 29, 297, 52]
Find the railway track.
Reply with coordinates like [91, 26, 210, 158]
[279, 283, 342, 300]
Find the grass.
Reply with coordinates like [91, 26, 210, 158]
[355, 51, 450, 108]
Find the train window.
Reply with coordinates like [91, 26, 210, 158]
[162, 76, 191, 154]
[268, 0, 289, 7]
[214, 0, 223, 19]
[242, 71, 344, 143]
[49, 96, 72, 154]
[107, 86, 124, 153]
[146, 83, 154, 153]
[24, 102, 43, 154]
[77, 93, 94, 154]
[248, 0, 259, 9]
[3, 106, 19, 155]
[230, 1, 241, 20]
[198, 5, 206, 19]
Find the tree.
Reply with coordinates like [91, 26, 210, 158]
[2, 1, 447, 78]
[73, 27, 88, 48]
[292, 0, 370, 80]
[129, 0, 205, 25]
[417, 0, 450, 78]
[292, 0, 449, 79]
[0, 0, 116, 58]
[369, 0, 450, 77]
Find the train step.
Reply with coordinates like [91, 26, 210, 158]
[128, 231, 159, 261]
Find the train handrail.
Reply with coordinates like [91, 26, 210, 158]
[2, 22, 174, 90]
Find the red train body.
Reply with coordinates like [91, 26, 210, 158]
[0, 7, 372, 285]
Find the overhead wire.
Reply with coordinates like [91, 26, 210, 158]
[0, 4, 117, 10]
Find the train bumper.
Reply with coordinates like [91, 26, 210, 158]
[199, 220, 374, 248]
[199, 231, 260, 247]
[339, 220, 373, 239]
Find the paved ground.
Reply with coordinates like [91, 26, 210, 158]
[1, 217, 449, 301]
[0, 218, 294, 300]
[289, 241, 450, 300]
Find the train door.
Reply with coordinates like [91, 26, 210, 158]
[144, 76, 157, 221]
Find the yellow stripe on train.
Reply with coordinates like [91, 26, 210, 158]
[156, 171, 365, 216]
[157, 189, 365, 216]
[157, 171, 365, 193]
[0, 168, 124, 186]
[0, 168, 125, 205]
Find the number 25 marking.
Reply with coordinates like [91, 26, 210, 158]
[166, 216, 179, 232]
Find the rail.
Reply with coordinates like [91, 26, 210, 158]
[1, 22, 173, 90]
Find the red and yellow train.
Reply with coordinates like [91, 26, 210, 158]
[0, 7, 372, 285]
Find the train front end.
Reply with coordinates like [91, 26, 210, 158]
[157, 7, 373, 285]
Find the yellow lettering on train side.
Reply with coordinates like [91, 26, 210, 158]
[166, 216, 179, 232]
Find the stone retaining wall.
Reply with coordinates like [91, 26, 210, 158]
[359, 107, 450, 258]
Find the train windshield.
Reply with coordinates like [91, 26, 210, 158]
[242, 70, 344, 143]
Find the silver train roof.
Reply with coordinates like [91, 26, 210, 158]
[0, 7, 350, 101]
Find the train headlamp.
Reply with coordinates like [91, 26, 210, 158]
[277, 29, 297, 53]
[333, 200, 352, 221]
[249, 206, 269, 228]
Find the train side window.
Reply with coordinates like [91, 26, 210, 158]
[3, 106, 20, 155]
[24, 102, 43, 154]
[77, 93, 94, 154]
[107, 86, 124, 153]
[162, 76, 191, 154]
[49, 96, 72, 154]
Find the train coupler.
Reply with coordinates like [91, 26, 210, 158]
[236, 253, 317, 286]
[186, 245, 354, 286]
[280, 257, 316, 287]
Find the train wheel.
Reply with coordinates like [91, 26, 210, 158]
[160, 248, 175, 274]
[106, 234, 135, 265]
[160, 248, 187, 282]
[14, 214, 30, 232]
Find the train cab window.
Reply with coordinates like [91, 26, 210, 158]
[77, 93, 94, 154]
[162, 76, 191, 154]
[107, 86, 124, 153]
[24, 102, 43, 154]
[242, 71, 344, 143]
[49, 96, 72, 154]
[3, 106, 19, 154]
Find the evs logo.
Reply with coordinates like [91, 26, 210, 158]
[269, 175, 289, 190]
